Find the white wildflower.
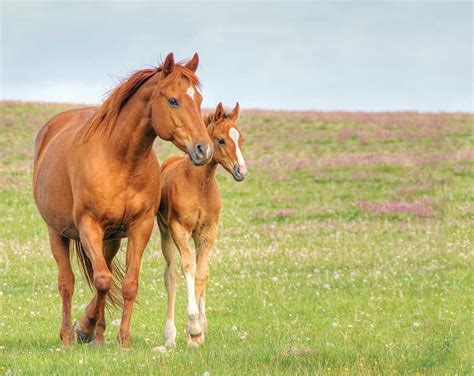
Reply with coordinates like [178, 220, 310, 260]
[152, 346, 167, 353]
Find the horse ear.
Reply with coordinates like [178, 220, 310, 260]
[162, 53, 175, 76]
[185, 53, 199, 73]
[214, 102, 224, 121]
[230, 102, 240, 121]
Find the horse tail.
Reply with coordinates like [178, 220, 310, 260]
[73, 240, 124, 310]
[107, 258, 125, 310]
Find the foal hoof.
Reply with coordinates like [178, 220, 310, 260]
[73, 320, 96, 344]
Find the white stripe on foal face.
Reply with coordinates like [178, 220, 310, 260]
[229, 127, 246, 168]
[186, 86, 195, 100]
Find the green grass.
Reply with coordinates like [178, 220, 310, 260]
[1, 102, 473, 375]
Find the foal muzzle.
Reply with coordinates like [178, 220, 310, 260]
[231, 164, 248, 181]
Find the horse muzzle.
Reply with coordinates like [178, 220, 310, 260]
[187, 142, 213, 166]
[232, 164, 248, 181]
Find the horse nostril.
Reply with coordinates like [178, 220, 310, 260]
[195, 143, 205, 158]
[238, 165, 248, 176]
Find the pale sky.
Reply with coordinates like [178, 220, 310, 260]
[1, 1, 472, 111]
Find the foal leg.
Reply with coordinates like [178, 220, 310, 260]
[74, 218, 111, 344]
[193, 226, 216, 344]
[84, 239, 121, 345]
[118, 215, 154, 349]
[170, 221, 201, 347]
[161, 230, 179, 347]
[48, 227, 74, 347]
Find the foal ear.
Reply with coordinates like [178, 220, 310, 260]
[230, 102, 240, 121]
[162, 53, 175, 76]
[214, 102, 225, 121]
[185, 53, 199, 73]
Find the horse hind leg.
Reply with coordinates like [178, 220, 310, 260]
[160, 229, 179, 347]
[48, 227, 74, 347]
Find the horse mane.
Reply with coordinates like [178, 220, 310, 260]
[81, 61, 200, 142]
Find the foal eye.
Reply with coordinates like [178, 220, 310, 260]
[218, 139, 226, 145]
[168, 98, 179, 107]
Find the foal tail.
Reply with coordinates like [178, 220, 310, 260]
[73, 240, 125, 310]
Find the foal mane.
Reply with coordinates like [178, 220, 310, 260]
[204, 111, 230, 127]
[81, 61, 200, 142]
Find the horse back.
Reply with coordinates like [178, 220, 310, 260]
[34, 107, 97, 163]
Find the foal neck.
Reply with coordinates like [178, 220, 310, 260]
[193, 158, 218, 185]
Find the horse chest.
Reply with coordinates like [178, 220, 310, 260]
[83, 182, 158, 227]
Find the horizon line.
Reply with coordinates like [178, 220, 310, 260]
[1, 99, 472, 115]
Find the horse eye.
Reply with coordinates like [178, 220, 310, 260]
[218, 139, 226, 145]
[168, 98, 179, 107]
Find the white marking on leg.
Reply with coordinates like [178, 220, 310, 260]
[164, 319, 176, 347]
[229, 127, 247, 172]
[184, 272, 201, 338]
[184, 272, 199, 318]
[186, 86, 195, 100]
[198, 297, 205, 316]
[198, 297, 207, 331]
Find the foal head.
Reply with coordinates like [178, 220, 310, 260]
[151, 53, 213, 166]
[206, 102, 248, 181]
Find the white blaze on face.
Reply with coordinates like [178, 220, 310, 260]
[186, 86, 195, 100]
[229, 127, 246, 169]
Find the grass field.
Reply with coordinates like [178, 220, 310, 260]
[1, 101, 473, 375]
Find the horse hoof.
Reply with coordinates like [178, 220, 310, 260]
[60, 331, 73, 348]
[117, 334, 131, 350]
[187, 321, 202, 337]
[187, 332, 204, 348]
[73, 320, 96, 344]
[90, 339, 104, 348]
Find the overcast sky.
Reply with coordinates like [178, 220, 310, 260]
[1, 1, 472, 111]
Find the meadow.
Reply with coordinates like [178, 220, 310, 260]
[0, 101, 473, 375]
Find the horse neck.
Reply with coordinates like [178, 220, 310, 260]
[105, 77, 158, 170]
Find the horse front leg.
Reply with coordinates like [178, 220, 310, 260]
[48, 227, 74, 347]
[117, 214, 154, 349]
[84, 239, 122, 345]
[170, 221, 201, 347]
[74, 218, 111, 344]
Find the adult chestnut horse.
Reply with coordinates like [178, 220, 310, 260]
[157, 102, 247, 347]
[33, 53, 213, 348]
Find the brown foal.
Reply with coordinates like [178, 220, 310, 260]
[157, 102, 247, 347]
[33, 53, 213, 348]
